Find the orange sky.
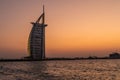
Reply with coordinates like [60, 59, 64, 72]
[0, 0, 120, 58]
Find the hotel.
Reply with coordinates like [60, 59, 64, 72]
[28, 6, 47, 59]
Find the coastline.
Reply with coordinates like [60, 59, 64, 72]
[0, 57, 119, 62]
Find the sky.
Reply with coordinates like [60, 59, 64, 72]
[0, 0, 120, 58]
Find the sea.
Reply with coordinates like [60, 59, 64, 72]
[0, 59, 120, 80]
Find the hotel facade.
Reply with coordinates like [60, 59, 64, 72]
[28, 6, 47, 59]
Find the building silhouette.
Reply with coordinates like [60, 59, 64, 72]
[28, 6, 47, 60]
[109, 52, 120, 59]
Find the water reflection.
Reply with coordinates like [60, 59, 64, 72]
[23, 61, 59, 80]
[0, 60, 120, 80]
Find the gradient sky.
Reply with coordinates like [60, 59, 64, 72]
[0, 0, 120, 58]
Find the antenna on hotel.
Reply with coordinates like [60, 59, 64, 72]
[43, 5, 45, 24]
[36, 5, 45, 24]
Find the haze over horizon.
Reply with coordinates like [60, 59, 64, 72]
[0, 0, 120, 59]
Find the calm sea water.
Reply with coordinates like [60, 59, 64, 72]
[0, 60, 120, 80]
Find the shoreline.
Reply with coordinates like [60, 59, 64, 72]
[0, 58, 119, 62]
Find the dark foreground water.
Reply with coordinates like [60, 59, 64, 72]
[0, 60, 120, 80]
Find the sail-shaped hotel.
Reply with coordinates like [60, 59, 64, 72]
[28, 6, 47, 60]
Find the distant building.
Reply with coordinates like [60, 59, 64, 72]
[28, 6, 47, 60]
[109, 52, 120, 59]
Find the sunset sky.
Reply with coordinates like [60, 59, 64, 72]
[0, 0, 120, 58]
